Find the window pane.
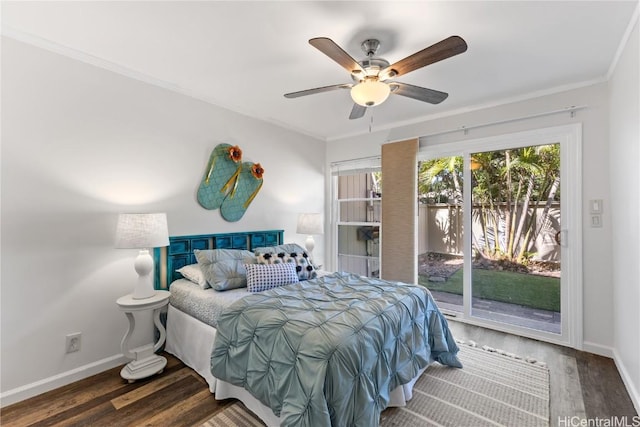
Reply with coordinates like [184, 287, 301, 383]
[339, 199, 381, 223]
[417, 157, 464, 313]
[332, 160, 381, 279]
[338, 224, 380, 277]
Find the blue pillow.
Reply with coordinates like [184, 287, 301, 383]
[194, 249, 256, 291]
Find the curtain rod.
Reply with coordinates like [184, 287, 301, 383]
[418, 105, 587, 140]
[329, 155, 381, 167]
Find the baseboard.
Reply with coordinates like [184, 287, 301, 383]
[613, 348, 640, 415]
[0, 354, 126, 408]
[581, 341, 614, 358]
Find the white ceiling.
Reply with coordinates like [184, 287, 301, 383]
[2, 1, 637, 141]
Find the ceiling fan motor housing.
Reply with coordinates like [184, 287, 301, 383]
[351, 58, 390, 85]
[350, 39, 390, 81]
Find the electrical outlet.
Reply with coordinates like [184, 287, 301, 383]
[66, 333, 81, 353]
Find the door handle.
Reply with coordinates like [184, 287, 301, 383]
[555, 230, 568, 247]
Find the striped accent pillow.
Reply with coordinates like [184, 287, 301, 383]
[245, 263, 299, 292]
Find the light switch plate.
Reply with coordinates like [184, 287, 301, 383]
[589, 199, 603, 214]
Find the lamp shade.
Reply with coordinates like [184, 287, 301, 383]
[115, 213, 169, 249]
[297, 213, 323, 235]
[350, 80, 390, 107]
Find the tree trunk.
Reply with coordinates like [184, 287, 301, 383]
[514, 174, 535, 256]
[534, 176, 560, 239]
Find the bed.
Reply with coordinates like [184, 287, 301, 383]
[154, 230, 461, 427]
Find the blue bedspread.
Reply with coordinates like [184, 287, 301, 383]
[211, 272, 461, 427]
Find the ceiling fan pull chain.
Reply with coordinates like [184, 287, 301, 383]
[369, 114, 373, 133]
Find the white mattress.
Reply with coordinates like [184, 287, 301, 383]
[165, 303, 426, 427]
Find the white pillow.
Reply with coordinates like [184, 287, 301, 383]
[176, 264, 208, 289]
[245, 263, 299, 293]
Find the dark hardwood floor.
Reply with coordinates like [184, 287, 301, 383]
[2, 321, 636, 426]
[0, 355, 233, 427]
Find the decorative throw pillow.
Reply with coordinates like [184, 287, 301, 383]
[254, 243, 317, 281]
[256, 252, 288, 265]
[194, 249, 256, 291]
[285, 251, 318, 281]
[245, 262, 299, 292]
[254, 243, 307, 257]
[176, 264, 208, 289]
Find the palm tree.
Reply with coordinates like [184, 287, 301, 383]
[418, 157, 463, 204]
[419, 144, 560, 264]
[471, 144, 560, 263]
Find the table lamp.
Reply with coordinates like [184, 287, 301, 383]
[115, 213, 169, 299]
[296, 213, 323, 257]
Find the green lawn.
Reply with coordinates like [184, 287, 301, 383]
[418, 269, 560, 312]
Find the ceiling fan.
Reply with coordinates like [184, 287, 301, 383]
[284, 36, 468, 119]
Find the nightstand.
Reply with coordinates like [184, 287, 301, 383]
[116, 290, 171, 382]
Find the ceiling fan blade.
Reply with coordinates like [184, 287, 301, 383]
[349, 104, 367, 120]
[284, 83, 351, 98]
[380, 36, 467, 80]
[390, 82, 449, 104]
[309, 37, 366, 75]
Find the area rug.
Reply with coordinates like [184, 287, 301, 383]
[201, 342, 550, 427]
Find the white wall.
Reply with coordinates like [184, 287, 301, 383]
[0, 37, 325, 404]
[609, 18, 639, 412]
[327, 83, 614, 353]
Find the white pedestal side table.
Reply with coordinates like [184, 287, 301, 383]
[116, 290, 171, 382]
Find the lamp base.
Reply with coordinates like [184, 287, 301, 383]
[304, 235, 315, 257]
[132, 249, 156, 299]
[132, 277, 156, 299]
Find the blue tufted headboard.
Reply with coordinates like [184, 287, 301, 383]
[153, 229, 284, 289]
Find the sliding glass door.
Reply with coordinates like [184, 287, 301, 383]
[468, 145, 561, 334]
[418, 125, 581, 346]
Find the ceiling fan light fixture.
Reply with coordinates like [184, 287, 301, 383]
[350, 79, 390, 107]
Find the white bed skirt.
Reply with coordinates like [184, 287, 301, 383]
[165, 304, 425, 427]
